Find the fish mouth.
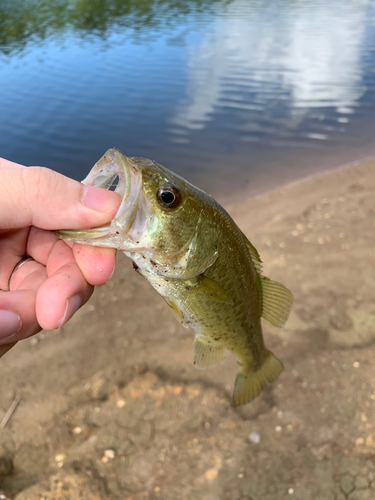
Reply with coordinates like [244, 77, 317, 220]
[56, 149, 142, 247]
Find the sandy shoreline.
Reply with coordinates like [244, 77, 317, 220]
[1, 157, 375, 499]
[216, 152, 375, 207]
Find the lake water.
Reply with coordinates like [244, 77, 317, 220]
[1, 0, 375, 202]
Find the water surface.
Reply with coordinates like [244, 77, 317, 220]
[1, 0, 375, 202]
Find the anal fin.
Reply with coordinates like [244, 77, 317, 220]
[194, 338, 225, 368]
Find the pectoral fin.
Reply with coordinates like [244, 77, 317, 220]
[194, 338, 225, 368]
[164, 298, 189, 328]
[188, 275, 233, 304]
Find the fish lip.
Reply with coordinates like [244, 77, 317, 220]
[56, 149, 142, 243]
[56, 223, 112, 240]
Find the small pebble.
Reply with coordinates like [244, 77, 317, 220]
[366, 436, 374, 447]
[248, 431, 261, 444]
[353, 361, 360, 368]
[204, 469, 218, 481]
[288, 488, 294, 495]
[104, 449, 115, 459]
[275, 426, 282, 433]
[73, 426, 82, 435]
[116, 399, 126, 408]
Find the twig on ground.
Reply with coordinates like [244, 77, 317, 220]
[0, 395, 21, 429]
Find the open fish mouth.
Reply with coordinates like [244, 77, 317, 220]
[56, 149, 143, 245]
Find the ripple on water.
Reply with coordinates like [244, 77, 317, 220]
[1, 0, 375, 196]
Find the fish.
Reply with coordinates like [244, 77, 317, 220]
[57, 149, 293, 406]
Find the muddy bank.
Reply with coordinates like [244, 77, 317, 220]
[0, 159, 375, 499]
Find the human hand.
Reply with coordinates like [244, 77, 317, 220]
[0, 157, 121, 358]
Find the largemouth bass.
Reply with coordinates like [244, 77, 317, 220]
[57, 149, 293, 406]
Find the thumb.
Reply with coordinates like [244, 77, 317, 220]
[0, 164, 121, 230]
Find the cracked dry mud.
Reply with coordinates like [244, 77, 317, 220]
[1, 159, 375, 499]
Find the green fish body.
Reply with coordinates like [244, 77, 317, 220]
[57, 149, 293, 405]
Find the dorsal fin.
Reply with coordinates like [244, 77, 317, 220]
[241, 231, 263, 275]
[260, 277, 293, 328]
[241, 231, 293, 327]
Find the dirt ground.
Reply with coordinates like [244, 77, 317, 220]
[0, 159, 375, 500]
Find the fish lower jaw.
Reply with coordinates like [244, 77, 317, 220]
[55, 223, 111, 241]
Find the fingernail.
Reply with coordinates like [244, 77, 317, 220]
[58, 294, 82, 328]
[0, 310, 22, 342]
[106, 263, 116, 284]
[82, 185, 121, 213]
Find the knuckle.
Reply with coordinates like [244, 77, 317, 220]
[22, 168, 64, 225]
[23, 167, 57, 202]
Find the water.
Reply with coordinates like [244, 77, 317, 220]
[1, 0, 375, 202]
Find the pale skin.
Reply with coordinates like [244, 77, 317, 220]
[0, 157, 121, 358]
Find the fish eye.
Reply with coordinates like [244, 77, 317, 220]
[157, 185, 181, 209]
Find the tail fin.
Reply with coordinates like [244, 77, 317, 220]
[232, 352, 283, 406]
